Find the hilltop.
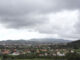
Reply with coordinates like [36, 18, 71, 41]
[0, 38, 71, 45]
[67, 40, 80, 49]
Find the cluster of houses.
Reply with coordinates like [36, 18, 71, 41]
[0, 48, 75, 57]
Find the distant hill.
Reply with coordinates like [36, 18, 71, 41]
[0, 38, 71, 45]
[30, 38, 71, 44]
[67, 40, 80, 49]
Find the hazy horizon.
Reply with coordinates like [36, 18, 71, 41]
[0, 0, 80, 41]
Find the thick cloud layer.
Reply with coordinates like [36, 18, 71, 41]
[0, 0, 80, 40]
[0, 0, 80, 28]
[0, 1, 79, 21]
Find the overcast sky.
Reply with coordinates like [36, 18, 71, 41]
[0, 0, 80, 40]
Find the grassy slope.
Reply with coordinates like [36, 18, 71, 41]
[0, 58, 50, 60]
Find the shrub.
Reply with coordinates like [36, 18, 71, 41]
[66, 52, 80, 60]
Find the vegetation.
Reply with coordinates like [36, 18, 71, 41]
[1, 52, 80, 60]
[0, 40, 80, 60]
[67, 40, 80, 49]
[66, 52, 80, 60]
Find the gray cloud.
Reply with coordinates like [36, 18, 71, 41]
[0, 0, 79, 28]
[0, 0, 80, 40]
[0, 14, 47, 28]
[75, 12, 80, 34]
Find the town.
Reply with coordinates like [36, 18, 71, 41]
[0, 44, 69, 56]
[0, 44, 80, 60]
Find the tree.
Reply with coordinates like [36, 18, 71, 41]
[66, 52, 80, 60]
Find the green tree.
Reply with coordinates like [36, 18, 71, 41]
[66, 52, 80, 60]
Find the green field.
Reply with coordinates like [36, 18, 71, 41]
[16, 59, 54, 60]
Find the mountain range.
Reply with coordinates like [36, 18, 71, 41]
[0, 38, 71, 45]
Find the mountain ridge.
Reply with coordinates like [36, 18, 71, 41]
[67, 40, 80, 48]
[0, 38, 71, 45]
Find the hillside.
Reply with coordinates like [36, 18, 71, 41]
[0, 38, 71, 45]
[67, 40, 80, 49]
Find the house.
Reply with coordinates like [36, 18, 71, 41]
[1, 49, 10, 54]
[11, 52, 20, 55]
[57, 51, 65, 56]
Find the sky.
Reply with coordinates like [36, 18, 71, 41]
[0, 0, 80, 40]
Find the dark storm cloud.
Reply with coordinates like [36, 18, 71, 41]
[0, 15, 47, 28]
[0, 0, 80, 40]
[0, 0, 80, 29]
[52, 0, 80, 9]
